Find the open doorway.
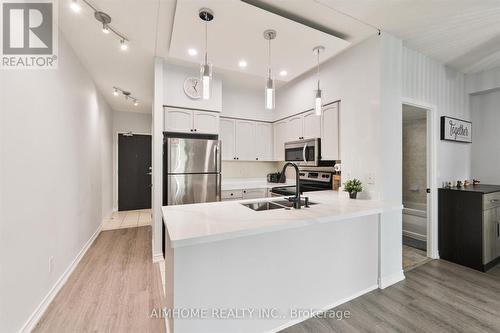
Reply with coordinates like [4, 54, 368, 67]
[402, 104, 432, 271]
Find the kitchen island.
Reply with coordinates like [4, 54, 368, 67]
[162, 191, 402, 333]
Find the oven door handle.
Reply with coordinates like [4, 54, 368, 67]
[303, 143, 308, 163]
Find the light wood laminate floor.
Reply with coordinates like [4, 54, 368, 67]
[282, 260, 500, 333]
[34, 226, 165, 333]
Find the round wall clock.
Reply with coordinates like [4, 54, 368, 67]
[183, 77, 202, 99]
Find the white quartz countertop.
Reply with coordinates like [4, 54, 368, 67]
[221, 178, 294, 191]
[162, 191, 402, 248]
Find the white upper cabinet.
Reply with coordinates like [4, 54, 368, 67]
[321, 103, 340, 160]
[164, 107, 219, 134]
[287, 116, 303, 141]
[219, 118, 235, 160]
[255, 123, 273, 161]
[193, 111, 219, 134]
[273, 120, 287, 161]
[235, 120, 256, 161]
[303, 111, 321, 139]
[165, 108, 192, 133]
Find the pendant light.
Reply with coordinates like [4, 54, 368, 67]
[199, 8, 214, 100]
[263, 29, 277, 110]
[313, 46, 325, 116]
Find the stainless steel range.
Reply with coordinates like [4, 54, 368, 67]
[271, 171, 333, 196]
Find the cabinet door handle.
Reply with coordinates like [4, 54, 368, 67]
[497, 222, 499, 237]
[490, 199, 499, 203]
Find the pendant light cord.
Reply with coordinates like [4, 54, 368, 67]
[268, 37, 271, 77]
[316, 49, 320, 90]
[204, 13, 208, 64]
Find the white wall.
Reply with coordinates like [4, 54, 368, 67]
[275, 36, 382, 199]
[164, 62, 222, 111]
[221, 78, 272, 122]
[0, 35, 113, 332]
[113, 110, 152, 134]
[402, 46, 471, 185]
[112, 111, 152, 211]
[466, 66, 500, 94]
[471, 90, 500, 184]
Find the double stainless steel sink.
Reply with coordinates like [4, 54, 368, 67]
[242, 199, 316, 211]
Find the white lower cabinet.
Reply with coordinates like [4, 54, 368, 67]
[221, 190, 243, 201]
[222, 188, 267, 201]
[164, 107, 219, 134]
[242, 188, 267, 199]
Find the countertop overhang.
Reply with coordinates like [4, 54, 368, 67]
[162, 191, 402, 248]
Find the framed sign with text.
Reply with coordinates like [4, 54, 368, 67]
[440, 116, 472, 143]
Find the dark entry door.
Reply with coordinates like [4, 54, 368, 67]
[118, 134, 152, 211]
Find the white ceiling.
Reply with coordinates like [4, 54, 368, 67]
[59, 0, 500, 115]
[58, 0, 175, 114]
[311, 0, 500, 74]
[168, 0, 350, 82]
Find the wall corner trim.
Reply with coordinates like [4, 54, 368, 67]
[378, 270, 405, 289]
[19, 223, 103, 333]
[152, 252, 164, 263]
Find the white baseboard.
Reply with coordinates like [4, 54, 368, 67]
[19, 223, 102, 333]
[153, 252, 164, 263]
[378, 270, 405, 289]
[266, 284, 379, 333]
[403, 230, 426, 242]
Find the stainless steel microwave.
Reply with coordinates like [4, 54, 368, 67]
[284, 138, 334, 167]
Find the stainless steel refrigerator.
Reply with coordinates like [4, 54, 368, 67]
[163, 134, 221, 205]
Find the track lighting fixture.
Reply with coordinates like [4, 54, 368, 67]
[263, 29, 277, 110]
[71, 1, 130, 51]
[199, 8, 214, 100]
[113, 87, 138, 106]
[313, 46, 325, 116]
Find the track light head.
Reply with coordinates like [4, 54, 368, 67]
[120, 39, 128, 51]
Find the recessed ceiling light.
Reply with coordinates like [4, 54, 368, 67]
[238, 60, 247, 68]
[279, 70, 288, 76]
[188, 48, 198, 56]
[70, 0, 81, 13]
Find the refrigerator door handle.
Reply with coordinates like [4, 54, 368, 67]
[215, 142, 222, 201]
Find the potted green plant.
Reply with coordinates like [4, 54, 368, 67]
[344, 179, 363, 199]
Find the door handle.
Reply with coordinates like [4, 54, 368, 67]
[146, 172, 152, 176]
[303, 143, 308, 163]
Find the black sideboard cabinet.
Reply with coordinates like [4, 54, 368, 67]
[439, 185, 500, 272]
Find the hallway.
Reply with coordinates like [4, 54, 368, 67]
[33, 227, 165, 332]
